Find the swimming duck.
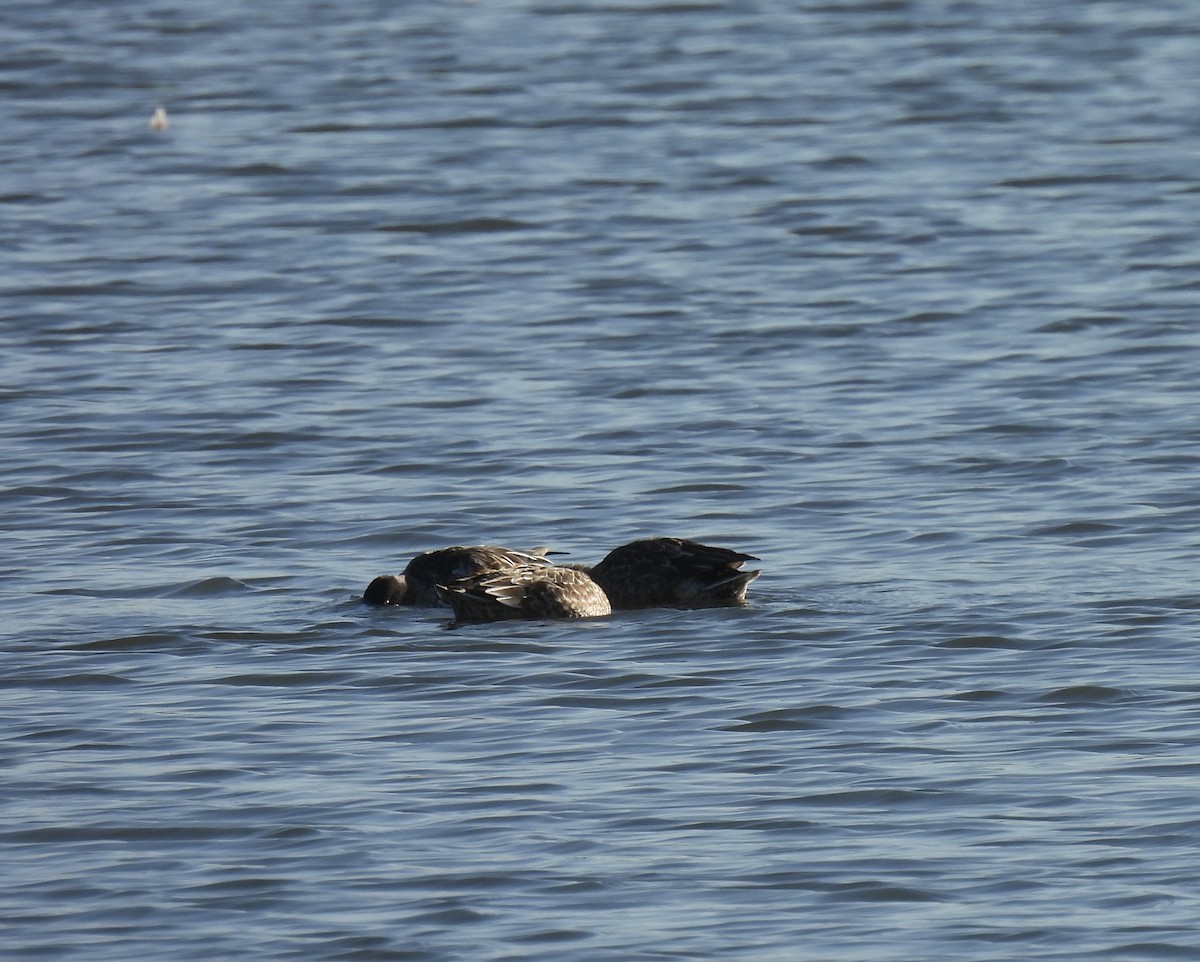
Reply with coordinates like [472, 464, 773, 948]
[437, 563, 612, 624]
[362, 545, 553, 607]
[584, 537, 759, 609]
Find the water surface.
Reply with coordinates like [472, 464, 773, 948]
[4, 1, 1200, 959]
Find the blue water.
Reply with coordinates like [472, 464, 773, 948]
[4, 1, 1200, 959]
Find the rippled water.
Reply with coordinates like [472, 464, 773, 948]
[5, 1, 1200, 959]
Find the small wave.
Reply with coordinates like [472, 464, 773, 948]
[375, 217, 531, 234]
[0, 672, 131, 688]
[165, 577, 252, 597]
[1028, 521, 1120, 536]
[207, 672, 354, 688]
[1036, 685, 1129, 705]
[723, 705, 853, 732]
[71, 632, 180, 652]
[937, 634, 1041, 650]
[824, 880, 944, 903]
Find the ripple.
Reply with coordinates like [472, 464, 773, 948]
[1036, 685, 1130, 706]
[375, 217, 532, 234]
[722, 705, 854, 732]
[164, 577, 253, 597]
[1, 672, 133, 689]
[936, 634, 1041, 650]
[69, 633, 181, 652]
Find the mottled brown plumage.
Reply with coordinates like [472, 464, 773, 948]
[437, 563, 612, 624]
[362, 545, 553, 607]
[585, 537, 759, 609]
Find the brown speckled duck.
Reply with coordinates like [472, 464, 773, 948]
[437, 563, 612, 624]
[362, 545, 553, 607]
[583, 537, 759, 609]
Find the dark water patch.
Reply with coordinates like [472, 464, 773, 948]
[645, 482, 748, 494]
[744, 867, 910, 897]
[185, 876, 293, 896]
[160, 766, 255, 784]
[376, 217, 532, 234]
[723, 705, 855, 733]
[12, 281, 137, 298]
[946, 455, 1074, 477]
[1035, 685, 1129, 706]
[528, 113, 641, 129]
[1026, 520, 1121, 537]
[823, 880, 943, 903]
[896, 108, 1014, 125]
[811, 153, 874, 170]
[896, 309, 962, 326]
[2, 824, 258, 844]
[682, 817, 818, 834]
[996, 172, 1142, 190]
[608, 384, 706, 399]
[203, 672, 354, 688]
[371, 461, 463, 477]
[69, 633, 181, 652]
[291, 122, 369, 134]
[9, 729, 124, 748]
[0, 673, 132, 689]
[1088, 595, 1200, 613]
[1034, 314, 1127, 333]
[514, 928, 589, 945]
[789, 222, 877, 239]
[782, 788, 949, 809]
[418, 115, 508, 130]
[1099, 943, 1200, 961]
[935, 633, 1043, 651]
[903, 530, 966, 545]
[311, 938, 436, 961]
[404, 397, 490, 410]
[218, 162, 292, 177]
[969, 420, 1067, 438]
[313, 314, 434, 331]
[406, 905, 491, 926]
[197, 431, 315, 451]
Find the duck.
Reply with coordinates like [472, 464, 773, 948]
[582, 537, 759, 609]
[437, 563, 612, 624]
[362, 545, 554, 607]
